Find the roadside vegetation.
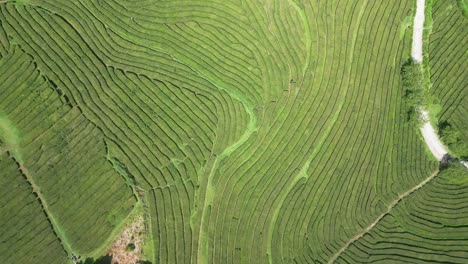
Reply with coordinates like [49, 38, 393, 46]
[439, 121, 468, 159]
[427, 0, 467, 160]
[401, 59, 424, 122]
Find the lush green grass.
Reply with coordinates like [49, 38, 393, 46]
[0, 112, 21, 161]
[1, 0, 465, 263]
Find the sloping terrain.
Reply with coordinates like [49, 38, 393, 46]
[428, 0, 467, 159]
[336, 166, 468, 263]
[0, 0, 465, 264]
[0, 152, 68, 264]
[0, 46, 136, 258]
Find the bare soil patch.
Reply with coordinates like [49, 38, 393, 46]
[108, 217, 145, 264]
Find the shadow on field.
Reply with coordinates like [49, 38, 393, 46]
[80, 255, 112, 264]
[78, 255, 152, 264]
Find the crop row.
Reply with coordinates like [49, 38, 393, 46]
[0, 152, 68, 264]
[1, 2, 252, 262]
[0, 46, 136, 255]
[428, 0, 467, 155]
[0, 0, 445, 263]
[338, 167, 468, 263]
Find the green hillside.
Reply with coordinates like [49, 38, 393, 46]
[428, 0, 467, 159]
[0, 152, 68, 264]
[0, 46, 136, 257]
[0, 0, 465, 263]
[337, 165, 468, 263]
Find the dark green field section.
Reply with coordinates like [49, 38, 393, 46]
[0, 0, 465, 263]
[337, 166, 468, 263]
[0, 47, 136, 256]
[428, 0, 467, 158]
[0, 153, 68, 264]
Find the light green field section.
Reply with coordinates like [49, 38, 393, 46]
[1, 0, 464, 263]
[428, 0, 467, 159]
[0, 46, 136, 257]
[0, 152, 69, 264]
[0, 112, 21, 161]
[337, 166, 468, 263]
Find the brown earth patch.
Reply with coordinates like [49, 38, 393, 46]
[108, 217, 145, 264]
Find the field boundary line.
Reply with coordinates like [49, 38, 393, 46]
[328, 169, 439, 263]
[11, 155, 75, 258]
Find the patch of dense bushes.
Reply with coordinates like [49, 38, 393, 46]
[457, 0, 468, 18]
[401, 59, 424, 122]
[439, 121, 468, 160]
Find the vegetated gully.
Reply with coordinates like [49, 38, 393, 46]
[329, 0, 462, 262]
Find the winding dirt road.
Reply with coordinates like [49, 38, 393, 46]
[328, 0, 455, 262]
[419, 111, 448, 160]
[412, 0, 466, 168]
[411, 0, 460, 165]
[411, 0, 448, 161]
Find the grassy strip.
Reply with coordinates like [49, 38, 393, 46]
[0, 111, 22, 162]
[458, 0, 468, 17]
[195, 99, 257, 264]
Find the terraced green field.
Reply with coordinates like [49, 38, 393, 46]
[0, 46, 136, 257]
[337, 165, 468, 263]
[427, 0, 467, 159]
[0, 152, 68, 264]
[0, 0, 465, 263]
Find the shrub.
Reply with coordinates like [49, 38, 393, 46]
[439, 121, 468, 159]
[126, 243, 136, 252]
[401, 59, 424, 122]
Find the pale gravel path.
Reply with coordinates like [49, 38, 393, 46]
[411, 0, 425, 63]
[412, 0, 467, 168]
[420, 110, 448, 160]
[411, 0, 450, 162]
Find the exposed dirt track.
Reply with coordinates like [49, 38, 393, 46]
[108, 217, 145, 264]
[411, 0, 425, 63]
[412, 0, 467, 168]
[419, 111, 448, 160]
[411, 0, 449, 162]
